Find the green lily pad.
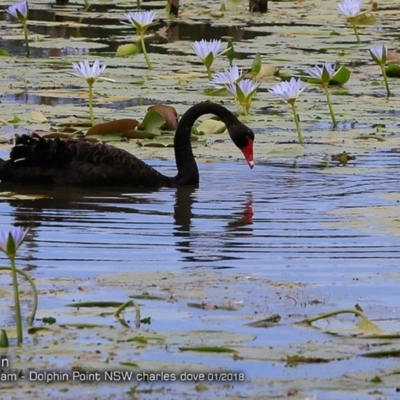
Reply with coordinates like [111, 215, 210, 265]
[9, 115, 21, 125]
[30, 110, 48, 123]
[116, 43, 139, 57]
[330, 66, 351, 85]
[195, 119, 226, 135]
[0, 48, 10, 56]
[385, 64, 400, 78]
[141, 109, 167, 133]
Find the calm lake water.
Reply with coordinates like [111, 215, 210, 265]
[1, 150, 400, 400]
[1, 154, 399, 278]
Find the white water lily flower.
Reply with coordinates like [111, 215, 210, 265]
[226, 79, 260, 115]
[6, 1, 30, 56]
[270, 78, 305, 143]
[0, 227, 28, 258]
[369, 44, 387, 65]
[369, 44, 391, 97]
[226, 79, 259, 98]
[124, 11, 156, 31]
[70, 60, 113, 126]
[72, 60, 107, 81]
[6, 1, 28, 21]
[306, 62, 339, 128]
[337, 0, 363, 17]
[212, 65, 242, 87]
[270, 77, 305, 102]
[306, 62, 336, 80]
[122, 11, 156, 70]
[193, 39, 222, 61]
[193, 39, 226, 79]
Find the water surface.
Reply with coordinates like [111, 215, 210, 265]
[1, 155, 400, 399]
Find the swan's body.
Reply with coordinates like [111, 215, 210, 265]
[0, 102, 254, 187]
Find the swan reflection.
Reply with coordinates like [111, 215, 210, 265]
[173, 187, 254, 265]
[0, 178, 254, 274]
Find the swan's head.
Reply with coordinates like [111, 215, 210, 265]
[231, 124, 255, 169]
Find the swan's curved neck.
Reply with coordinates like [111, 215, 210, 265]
[173, 102, 238, 186]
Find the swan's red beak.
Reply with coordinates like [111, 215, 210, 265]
[241, 138, 254, 169]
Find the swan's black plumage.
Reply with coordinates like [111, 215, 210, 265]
[0, 102, 254, 187]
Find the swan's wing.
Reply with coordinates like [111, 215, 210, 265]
[0, 134, 169, 186]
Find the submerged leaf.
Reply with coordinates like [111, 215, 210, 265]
[0, 192, 50, 200]
[179, 346, 237, 353]
[362, 349, 400, 358]
[66, 301, 125, 308]
[247, 314, 281, 327]
[356, 318, 384, 334]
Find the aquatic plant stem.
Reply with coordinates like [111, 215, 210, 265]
[289, 100, 304, 144]
[206, 66, 212, 80]
[322, 84, 337, 129]
[350, 19, 361, 44]
[114, 299, 141, 328]
[10, 257, 23, 344]
[242, 101, 250, 116]
[380, 65, 391, 97]
[0, 266, 38, 326]
[303, 308, 368, 325]
[233, 98, 241, 115]
[22, 20, 30, 57]
[88, 81, 95, 126]
[140, 33, 153, 70]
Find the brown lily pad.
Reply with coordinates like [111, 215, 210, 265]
[32, 130, 74, 139]
[86, 119, 140, 137]
[147, 104, 178, 131]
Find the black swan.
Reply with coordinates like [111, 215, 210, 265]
[0, 102, 254, 187]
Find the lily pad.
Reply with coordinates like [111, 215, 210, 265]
[30, 110, 48, 122]
[86, 119, 140, 137]
[116, 43, 139, 57]
[141, 109, 167, 133]
[385, 64, 400, 78]
[195, 120, 226, 135]
[147, 104, 178, 130]
[330, 65, 351, 85]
